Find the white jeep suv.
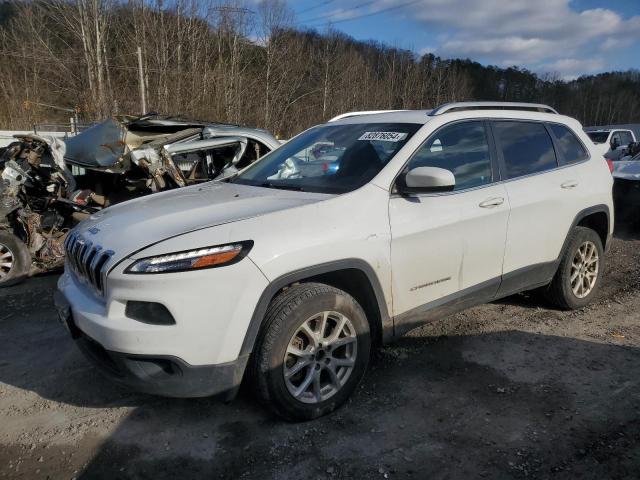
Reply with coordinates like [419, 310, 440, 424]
[56, 102, 613, 420]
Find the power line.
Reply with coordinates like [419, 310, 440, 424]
[296, 0, 337, 16]
[0, 50, 174, 75]
[305, 0, 423, 27]
[298, 0, 379, 24]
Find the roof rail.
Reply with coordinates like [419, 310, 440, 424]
[429, 102, 558, 116]
[329, 110, 408, 122]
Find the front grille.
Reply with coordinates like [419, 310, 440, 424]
[64, 231, 114, 295]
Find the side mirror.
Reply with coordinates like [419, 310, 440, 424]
[397, 166, 455, 194]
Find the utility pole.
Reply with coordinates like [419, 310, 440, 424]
[137, 46, 147, 114]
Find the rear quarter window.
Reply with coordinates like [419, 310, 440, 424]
[493, 121, 558, 179]
[549, 124, 589, 165]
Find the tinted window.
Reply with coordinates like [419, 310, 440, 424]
[610, 132, 622, 147]
[233, 123, 420, 194]
[406, 121, 492, 190]
[549, 124, 588, 165]
[619, 131, 634, 145]
[586, 131, 609, 144]
[494, 121, 558, 179]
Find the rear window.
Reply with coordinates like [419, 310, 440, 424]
[493, 121, 558, 179]
[586, 131, 609, 144]
[549, 124, 588, 165]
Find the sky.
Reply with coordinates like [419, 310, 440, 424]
[290, 0, 640, 80]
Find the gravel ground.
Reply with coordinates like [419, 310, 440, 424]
[1, 226, 640, 479]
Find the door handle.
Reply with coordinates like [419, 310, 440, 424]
[561, 180, 579, 189]
[479, 197, 504, 208]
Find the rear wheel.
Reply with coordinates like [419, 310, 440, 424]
[251, 282, 371, 421]
[0, 232, 31, 287]
[545, 226, 604, 309]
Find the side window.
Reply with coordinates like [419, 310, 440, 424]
[620, 131, 634, 145]
[610, 132, 622, 148]
[549, 124, 588, 165]
[407, 121, 492, 191]
[494, 121, 558, 179]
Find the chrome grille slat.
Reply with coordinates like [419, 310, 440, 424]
[79, 241, 93, 279]
[77, 242, 88, 277]
[64, 232, 113, 296]
[71, 238, 84, 272]
[88, 246, 104, 286]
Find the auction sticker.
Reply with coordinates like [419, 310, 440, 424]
[358, 131, 408, 142]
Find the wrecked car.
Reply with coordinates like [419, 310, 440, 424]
[0, 115, 280, 286]
[64, 114, 281, 205]
[0, 135, 101, 286]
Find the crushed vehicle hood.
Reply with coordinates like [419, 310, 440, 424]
[64, 115, 210, 169]
[72, 182, 331, 262]
[64, 118, 128, 168]
[613, 160, 640, 180]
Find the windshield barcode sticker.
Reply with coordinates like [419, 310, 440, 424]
[358, 131, 408, 142]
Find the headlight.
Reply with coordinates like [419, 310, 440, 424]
[125, 241, 253, 274]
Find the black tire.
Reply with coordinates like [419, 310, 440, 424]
[0, 231, 31, 287]
[251, 282, 371, 421]
[545, 226, 604, 310]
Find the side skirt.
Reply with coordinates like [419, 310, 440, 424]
[392, 277, 500, 339]
[391, 260, 558, 340]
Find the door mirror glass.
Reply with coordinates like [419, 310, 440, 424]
[398, 166, 455, 193]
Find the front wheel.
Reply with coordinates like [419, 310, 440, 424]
[251, 283, 371, 421]
[0, 231, 31, 287]
[545, 226, 604, 309]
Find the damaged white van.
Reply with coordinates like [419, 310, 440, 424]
[56, 102, 614, 420]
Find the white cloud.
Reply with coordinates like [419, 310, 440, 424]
[323, 0, 640, 76]
[418, 45, 437, 55]
[542, 57, 607, 80]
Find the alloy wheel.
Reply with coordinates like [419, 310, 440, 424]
[0, 242, 14, 280]
[570, 240, 599, 298]
[283, 311, 357, 404]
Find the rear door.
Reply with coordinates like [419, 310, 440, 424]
[389, 120, 509, 324]
[492, 120, 587, 295]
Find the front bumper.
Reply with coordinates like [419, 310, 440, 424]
[55, 290, 247, 398]
[56, 253, 268, 366]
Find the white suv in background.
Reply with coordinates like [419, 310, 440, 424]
[586, 128, 636, 160]
[56, 102, 613, 420]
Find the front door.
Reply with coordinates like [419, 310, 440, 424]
[389, 120, 509, 330]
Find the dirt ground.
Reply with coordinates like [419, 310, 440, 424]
[2, 225, 640, 479]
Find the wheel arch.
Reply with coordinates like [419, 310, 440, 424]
[240, 259, 391, 359]
[572, 204, 611, 252]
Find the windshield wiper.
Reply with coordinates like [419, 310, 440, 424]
[259, 182, 305, 191]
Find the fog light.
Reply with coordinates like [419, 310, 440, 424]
[125, 301, 175, 325]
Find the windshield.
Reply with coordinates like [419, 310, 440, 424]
[586, 131, 609, 144]
[232, 123, 421, 194]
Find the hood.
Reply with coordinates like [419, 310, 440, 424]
[64, 115, 209, 169]
[64, 118, 128, 169]
[613, 159, 640, 180]
[73, 181, 330, 262]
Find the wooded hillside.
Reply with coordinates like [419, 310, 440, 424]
[1, 0, 638, 137]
